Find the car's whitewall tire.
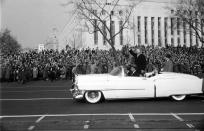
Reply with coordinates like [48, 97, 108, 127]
[84, 91, 102, 104]
[171, 95, 186, 101]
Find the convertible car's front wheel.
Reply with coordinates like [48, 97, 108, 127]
[84, 91, 102, 104]
[171, 95, 186, 101]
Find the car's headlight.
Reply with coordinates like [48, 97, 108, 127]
[70, 84, 78, 93]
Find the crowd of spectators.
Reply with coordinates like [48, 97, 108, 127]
[0, 45, 204, 84]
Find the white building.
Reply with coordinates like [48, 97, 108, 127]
[0, 0, 2, 31]
[45, 27, 59, 50]
[58, 0, 203, 50]
[38, 44, 45, 52]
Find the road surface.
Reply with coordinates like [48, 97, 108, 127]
[0, 80, 204, 131]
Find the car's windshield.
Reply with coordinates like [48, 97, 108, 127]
[109, 66, 160, 77]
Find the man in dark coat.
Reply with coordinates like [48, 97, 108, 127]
[129, 48, 147, 76]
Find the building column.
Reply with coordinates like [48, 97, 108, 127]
[173, 18, 177, 47]
[135, 16, 139, 46]
[192, 25, 196, 47]
[180, 21, 184, 47]
[198, 19, 202, 47]
[0, 0, 2, 31]
[114, 20, 119, 49]
[167, 18, 171, 46]
[154, 17, 158, 46]
[133, 16, 136, 46]
[186, 24, 190, 47]
[141, 16, 145, 46]
[161, 17, 165, 47]
[147, 17, 151, 46]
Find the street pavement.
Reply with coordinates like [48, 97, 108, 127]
[0, 80, 204, 131]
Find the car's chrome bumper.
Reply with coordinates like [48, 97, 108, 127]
[70, 84, 84, 100]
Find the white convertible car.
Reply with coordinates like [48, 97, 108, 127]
[70, 66, 204, 104]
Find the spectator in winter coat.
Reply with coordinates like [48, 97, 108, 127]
[33, 66, 38, 80]
[162, 54, 174, 72]
[90, 61, 97, 74]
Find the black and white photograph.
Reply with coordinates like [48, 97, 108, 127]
[0, 0, 204, 130]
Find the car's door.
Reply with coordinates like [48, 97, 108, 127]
[105, 76, 154, 99]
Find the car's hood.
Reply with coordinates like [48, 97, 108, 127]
[77, 73, 109, 78]
[159, 72, 200, 80]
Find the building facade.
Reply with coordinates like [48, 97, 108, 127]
[44, 27, 59, 50]
[0, 0, 2, 31]
[38, 44, 45, 52]
[58, 0, 203, 50]
[83, 0, 203, 49]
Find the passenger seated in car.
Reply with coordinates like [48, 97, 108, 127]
[130, 66, 140, 77]
[125, 64, 132, 76]
[145, 65, 159, 78]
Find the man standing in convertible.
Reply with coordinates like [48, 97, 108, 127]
[161, 54, 174, 72]
[129, 48, 147, 76]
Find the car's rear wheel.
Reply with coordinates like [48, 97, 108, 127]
[171, 95, 186, 101]
[84, 91, 102, 104]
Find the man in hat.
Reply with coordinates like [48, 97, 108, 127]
[162, 54, 173, 72]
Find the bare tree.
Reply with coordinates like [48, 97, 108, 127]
[173, 0, 204, 47]
[62, 0, 142, 64]
[0, 29, 21, 56]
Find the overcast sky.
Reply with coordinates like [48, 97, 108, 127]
[2, 0, 71, 49]
[1, 0, 177, 49]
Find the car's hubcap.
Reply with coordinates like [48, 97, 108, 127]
[85, 91, 102, 104]
[88, 91, 98, 99]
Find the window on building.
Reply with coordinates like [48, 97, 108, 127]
[178, 37, 180, 46]
[94, 19, 98, 45]
[158, 17, 161, 46]
[138, 35, 141, 45]
[119, 10, 123, 16]
[177, 18, 180, 35]
[171, 18, 174, 35]
[171, 9, 174, 14]
[111, 11, 114, 15]
[151, 17, 155, 46]
[101, 9, 105, 15]
[190, 26, 192, 46]
[171, 38, 174, 46]
[119, 21, 123, 45]
[103, 21, 107, 45]
[137, 16, 141, 33]
[183, 21, 186, 45]
[111, 21, 115, 45]
[93, 10, 97, 15]
[145, 17, 148, 44]
[195, 19, 198, 46]
[201, 19, 204, 43]
[189, 11, 192, 45]
[164, 17, 168, 46]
